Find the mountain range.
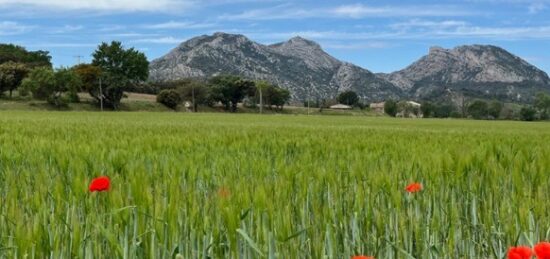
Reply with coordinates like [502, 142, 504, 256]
[149, 32, 550, 103]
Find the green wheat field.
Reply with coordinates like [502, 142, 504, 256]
[1, 111, 550, 258]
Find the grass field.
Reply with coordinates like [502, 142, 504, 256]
[1, 112, 550, 258]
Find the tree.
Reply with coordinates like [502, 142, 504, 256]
[0, 61, 29, 97]
[434, 104, 456, 118]
[337, 90, 359, 106]
[157, 89, 182, 110]
[20, 67, 82, 107]
[534, 93, 550, 120]
[210, 75, 255, 112]
[20, 67, 55, 100]
[265, 85, 290, 110]
[0, 44, 52, 68]
[520, 106, 537, 121]
[55, 67, 82, 103]
[488, 101, 503, 119]
[421, 102, 435, 118]
[73, 64, 102, 96]
[467, 100, 489, 119]
[177, 79, 212, 111]
[91, 41, 148, 109]
[384, 100, 398, 117]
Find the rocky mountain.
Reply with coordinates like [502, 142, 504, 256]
[150, 34, 550, 103]
[149, 32, 402, 102]
[380, 45, 550, 102]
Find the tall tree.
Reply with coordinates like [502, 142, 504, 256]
[210, 75, 255, 112]
[337, 90, 359, 106]
[0, 61, 29, 97]
[91, 41, 148, 109]
[534, 92, 550, 120]
[0, 44, 51, 68]
[384, 100, 398, 117]
[467, 100, 489, 119]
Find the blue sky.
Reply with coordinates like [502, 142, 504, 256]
[1, 0, 549, 73]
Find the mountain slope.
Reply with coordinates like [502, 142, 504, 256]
[381, 45, 550, 102]
[149, 32, 402, 102]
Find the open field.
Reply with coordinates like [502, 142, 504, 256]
[1, 112, 550, 258]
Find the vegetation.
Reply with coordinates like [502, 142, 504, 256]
[0, 43, 52, 68]
[156, 89, 182, 110]
[19, 67, 81, 107]
[383, 100, 398, 117]
[91, 41, 149, 109]
[1, 112, 550, 258]
[0, 61, 29, 97]
[337, 90, 359, 106]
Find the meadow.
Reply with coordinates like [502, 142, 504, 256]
[1, 111, 550, 258]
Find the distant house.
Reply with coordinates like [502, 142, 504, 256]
[406, 101, 421, 108]
[329, 104, 353, 110]
[370, 102, 385, 112]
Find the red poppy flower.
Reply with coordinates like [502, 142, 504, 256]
[218, 187, 231, 198]
[405, 182, 423, 193]
[508, 246, 533, 259]
[89, 176, 110, 192]
[351, 256, 374, 259]
[535, 242, 550, 259]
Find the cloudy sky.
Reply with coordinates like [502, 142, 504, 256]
[1, 0, 549, 73]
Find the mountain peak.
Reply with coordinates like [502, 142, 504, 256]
[285, 36, 321, 48]
[386, 44, 550, 102]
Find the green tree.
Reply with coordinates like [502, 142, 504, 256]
[91, 41, 148, 109]
[337, 90, 359, 106]
[20, 67, 82, 107]
[488, 101, 503, 119]
[434, 104, 456, 118]
[0, 44, 52, 68]
[534, 93, 550, 120]
[467, 100, 489, 119]
[384, 100, 398, 117]
[55, 67, 82, 103]
[157, 89, 182, 110]
[421, 101, 435, 118]
[20, 67, 55, 100]
[0, 61, 29, 97]
[520, 106, 537, 121]
[73, 64, 102, 98]
[210, 75, 255, 112]
[265, 85, 290, 110]
[177, 79, 212, 112]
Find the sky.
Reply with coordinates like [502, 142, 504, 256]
[1, 0, 549, 73]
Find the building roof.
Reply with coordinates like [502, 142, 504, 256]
[369, 102, 385, 108]
[330, 104, 353, 109]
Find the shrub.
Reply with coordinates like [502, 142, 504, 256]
[157, 89, 182, 110]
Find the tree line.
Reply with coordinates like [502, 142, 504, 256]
[0, 42, 148, 109]
[155, 76, 291, 112]
[382, 93, 550, 121]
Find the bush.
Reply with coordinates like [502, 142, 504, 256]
[520, 106, 537, 121]
[157, 89, 182, 110]
[384, 100, 398, 117]
[337, 90, 359, 106]
[467, 100, 489, 120]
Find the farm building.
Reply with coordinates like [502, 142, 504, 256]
[329, 104, 353, 110]
[370, 102, 385, 112]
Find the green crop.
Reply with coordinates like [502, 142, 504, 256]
[1, 111, 549, 258]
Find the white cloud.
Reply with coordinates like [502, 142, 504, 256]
[133, 36, 189, 44]
[390, 19, 469, 30]
[143, 21, 216, 30]
[0, 21, 32, 35]
[220, 4, 476, 20]
[0, 0, 194, 12]
[528, 2, 546, 13]
[332, 4, 475, 18]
